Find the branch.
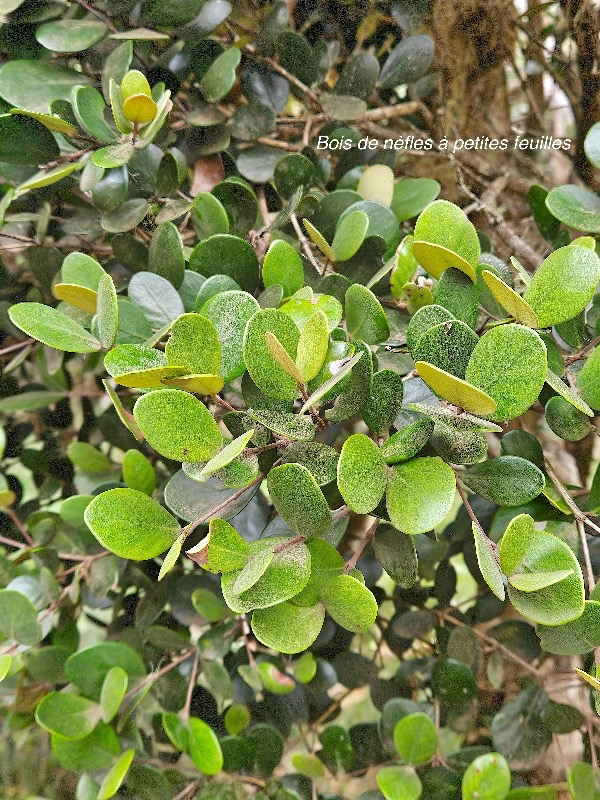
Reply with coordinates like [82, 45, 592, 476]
[344, 518, 379, 574]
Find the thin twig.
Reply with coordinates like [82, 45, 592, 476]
[344, 518, 380, 574]
[290, 213, 326, 275]
[185, 473, 264, 536]
[181, 647, 199, 724]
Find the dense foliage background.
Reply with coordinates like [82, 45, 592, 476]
[1, 1, 600, 799]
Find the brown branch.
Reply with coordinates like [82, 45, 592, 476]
[181, 647, 199, 724]
[344, 518, 379, 574]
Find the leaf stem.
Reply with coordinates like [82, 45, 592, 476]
[344, 517, 379, 574]
[181, 646, 199, 724]
[185, 473, 264, 536]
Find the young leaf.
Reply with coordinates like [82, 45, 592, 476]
[187, 717, 223, 775]
[337, 434, 387, 514]
[481, 270, 539, 327]
[162, 374, 224, 394]
[296, 310, 329, 382]
[232, 548, 274, 595]
[85, 488, 180, 560]
[9, 303, 101, 353]
[386, 456, 455, 535]
[97, 748, 134, 800]
[133, 389, 222, 462]
[472, 522, 505, 601]
[412, 199, 479, 281]
[300, 351, 363, 414]
[303, 219, 336, 261]
[198, 430, 254, 479]
[100, 666, 128, 723]
[97, 273, 119, 350]
[265, 330, 304, 382]
[53, 283, 98, 314]
[158, 532, 185, 580]
[377, 765, 422, 800]
[332, 210, 369, 261]
[546, 367, 594, 416]
[267, 463, 332, 538]
[415, 361, 497, 416]
[189, 518, 250, 573]
[462, 753, 511, 800]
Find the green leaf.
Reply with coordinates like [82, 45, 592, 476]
[51, 723, 120, 771]
[256, 662, 294, 695]
[304, 219, 336, 261]
[529, 184, 561, 241]
[188, 717, 223, 775]
[363, 369, 404, 437]
[9, 107, 79, 136]
[243, 309, 300, 400]
[546, 367, 594, 416]
[221, 537, 311, 612]
[379, 34, 435, 88]
[472, 522, 505, 601]
[36, 19, 107, 52]
[165, 313, 221, 376]
[465, 324, 547, 421]
[381, 417, 434, 464]
[412, 200, 479, 281]
[412, 320, 478, 380]
[337, 434, 387, 514]
[509, 569, 573, 592]
[72, 86, 116, 143]
[0, 590, 42, 645]
[189, 234, 259, 293]
[198, 430, 255, 480]
[275, 32, 317, 89]
[332, 210, 369, 261]
[545, 395, 592, 441]
[279, 442, 339, 486]
[481, 270, 539, 327]
[267, 463, 332, 538]
[8, 303, 101, 353]
[190, 191, 229, 240]
[97, 749, 134, 800]
[84, 487, 180, 560]
[102, 198, 150, 232]
[498, 514, 585, 626]
[0, 113, 59, 166]
[345, 283, 390, 344]
[545, 185, 600, 234]
[432, 658, 477, 704]
[296, 310, 329, 382]
[122, 449, 156, 495]
[128, 271, 185, 328]
[232, 547, 274, 594]
[262, 239, 304, 297]
[62, 251, 105, 290]
[68, 442, 112, 473]
[585, 122, 600, 168]
[97, 273, 118, 350]
[462, 457, 545, 506]
[92, 142, 135, 169]
[66, 642, 146, 702]
[524, 245, 600, 327]
[201, 47, 241, 103]
[320, 92, 367, 121]
[569, 762, 600, 800]
[373, 526, 418, 588]
[321, 574, 378, 633]
[149, 222, 185, 288]
[377, 765, 422, 800]
[133, 388, 222, 462]
[99, 666, 128, 723]
[162, 712, 189, 751]
[393, 712, 437, 766]
[577, 344, 600, 411]
[0, 60, 93, 114]
[462, 753, 511, 800]
[325, 340, 373, 423]
[406, 304, 455, 353]
[191, 518, 250, 573]
[386, 456, 455, 535]
[301, 350, 363, 415]
[335, 51, 380, 99]
[36, 692, 101, 740]
[291, 752, 325, 779]
[281, 293, 343, 333]
[391, 178, 441, 222]
[158, 532, 185, 580]
[252, 601, 325, 654]
[248, 408, 315, 441]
